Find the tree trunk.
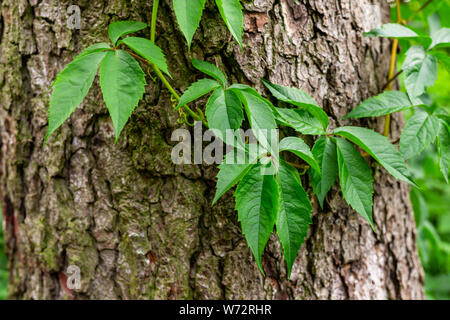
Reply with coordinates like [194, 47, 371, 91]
[0, 0, 425, 300]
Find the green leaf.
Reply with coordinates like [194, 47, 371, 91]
[215, 0, 244, 47]
[192, 59, 227, 87]
[403, 45, 438, 99]
[333, 126, 416, 186]
[99, 50, 146, 141]
[213, 151, 257, 205]
[276, 162, 312, 276]
[344, 91, 414, 119]
[176, 79, 221, 109]
[206, 88, 244, 145]
[430, 50, 450, 71]
[336, 138, 374, 230]
[78, 43, 111, 58]
[262, 79, 329, 129]
[275, 108, 325, 135]
[46, 51, 108, 141]
[279, 137, 320, 173]
[173, 0, 206, 49]
[119, 37, 171, 77]
[399, 110, 440, 160]
[235, 164, 279, 273]
[236, 87, 278, 152]
[108, 21, 147, 45]
[437, 120, 450, 183]
[363, 23, 431, 46]
[309, 137, 338, 208]
[430, 28, 450, 49]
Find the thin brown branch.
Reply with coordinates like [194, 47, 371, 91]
[381, 70, 403, 91]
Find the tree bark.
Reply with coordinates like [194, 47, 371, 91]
[0, 0, 424, 299]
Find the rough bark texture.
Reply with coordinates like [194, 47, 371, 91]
[0, 0, 425, 299]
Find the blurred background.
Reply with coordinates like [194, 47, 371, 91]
[393, 0, 450, 300]
[0, 0, 448, 300]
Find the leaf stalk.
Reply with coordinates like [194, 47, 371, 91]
[148, 0, 208, 126]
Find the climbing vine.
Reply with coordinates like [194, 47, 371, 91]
[44, 0, 450, 277]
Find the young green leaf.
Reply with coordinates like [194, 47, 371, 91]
[344, 91, 414, 119]
[309, 137, 338, 208]
[119, 37, 171, 77]
[192, 59, 227, 87]
[99, 50, 146, 141]
[430, 28, 450, 49]
[176, 79, 221, 109]
[235, 164, 279, 273]
[276, 162, 312, 277]
[279, 137, 320, 173]
[333, 126, 416, 186]
[262, 79, 329, 129]
[173, 0, 206, 49]
[206, 88, 244, 144]
[215, 0, 244, 47]
[213, 151, 256, 205]
[108, 21, 147, 45]
[336, 138, 374, 230]
[437, 120, 450, 183]
[46, 51, 108, 141]
[363, 23, 431, 46]
[399, 109, 440, 160]
[274, 108, 325, 135]
[403, 45, 438, 99]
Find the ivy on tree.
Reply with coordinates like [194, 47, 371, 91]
[44, 0, 450, 278]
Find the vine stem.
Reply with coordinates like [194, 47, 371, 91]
[383, 0, 402, 137]
[150, 0, 159, 42]
[148, 0, 208, 126]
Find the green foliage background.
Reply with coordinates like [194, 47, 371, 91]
[393, 0, 450, 300]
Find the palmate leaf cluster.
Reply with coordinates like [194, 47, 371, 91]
[44, 1, 450, 277]
[182, 59, 420, 275]
[46, 21, 170, 142]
